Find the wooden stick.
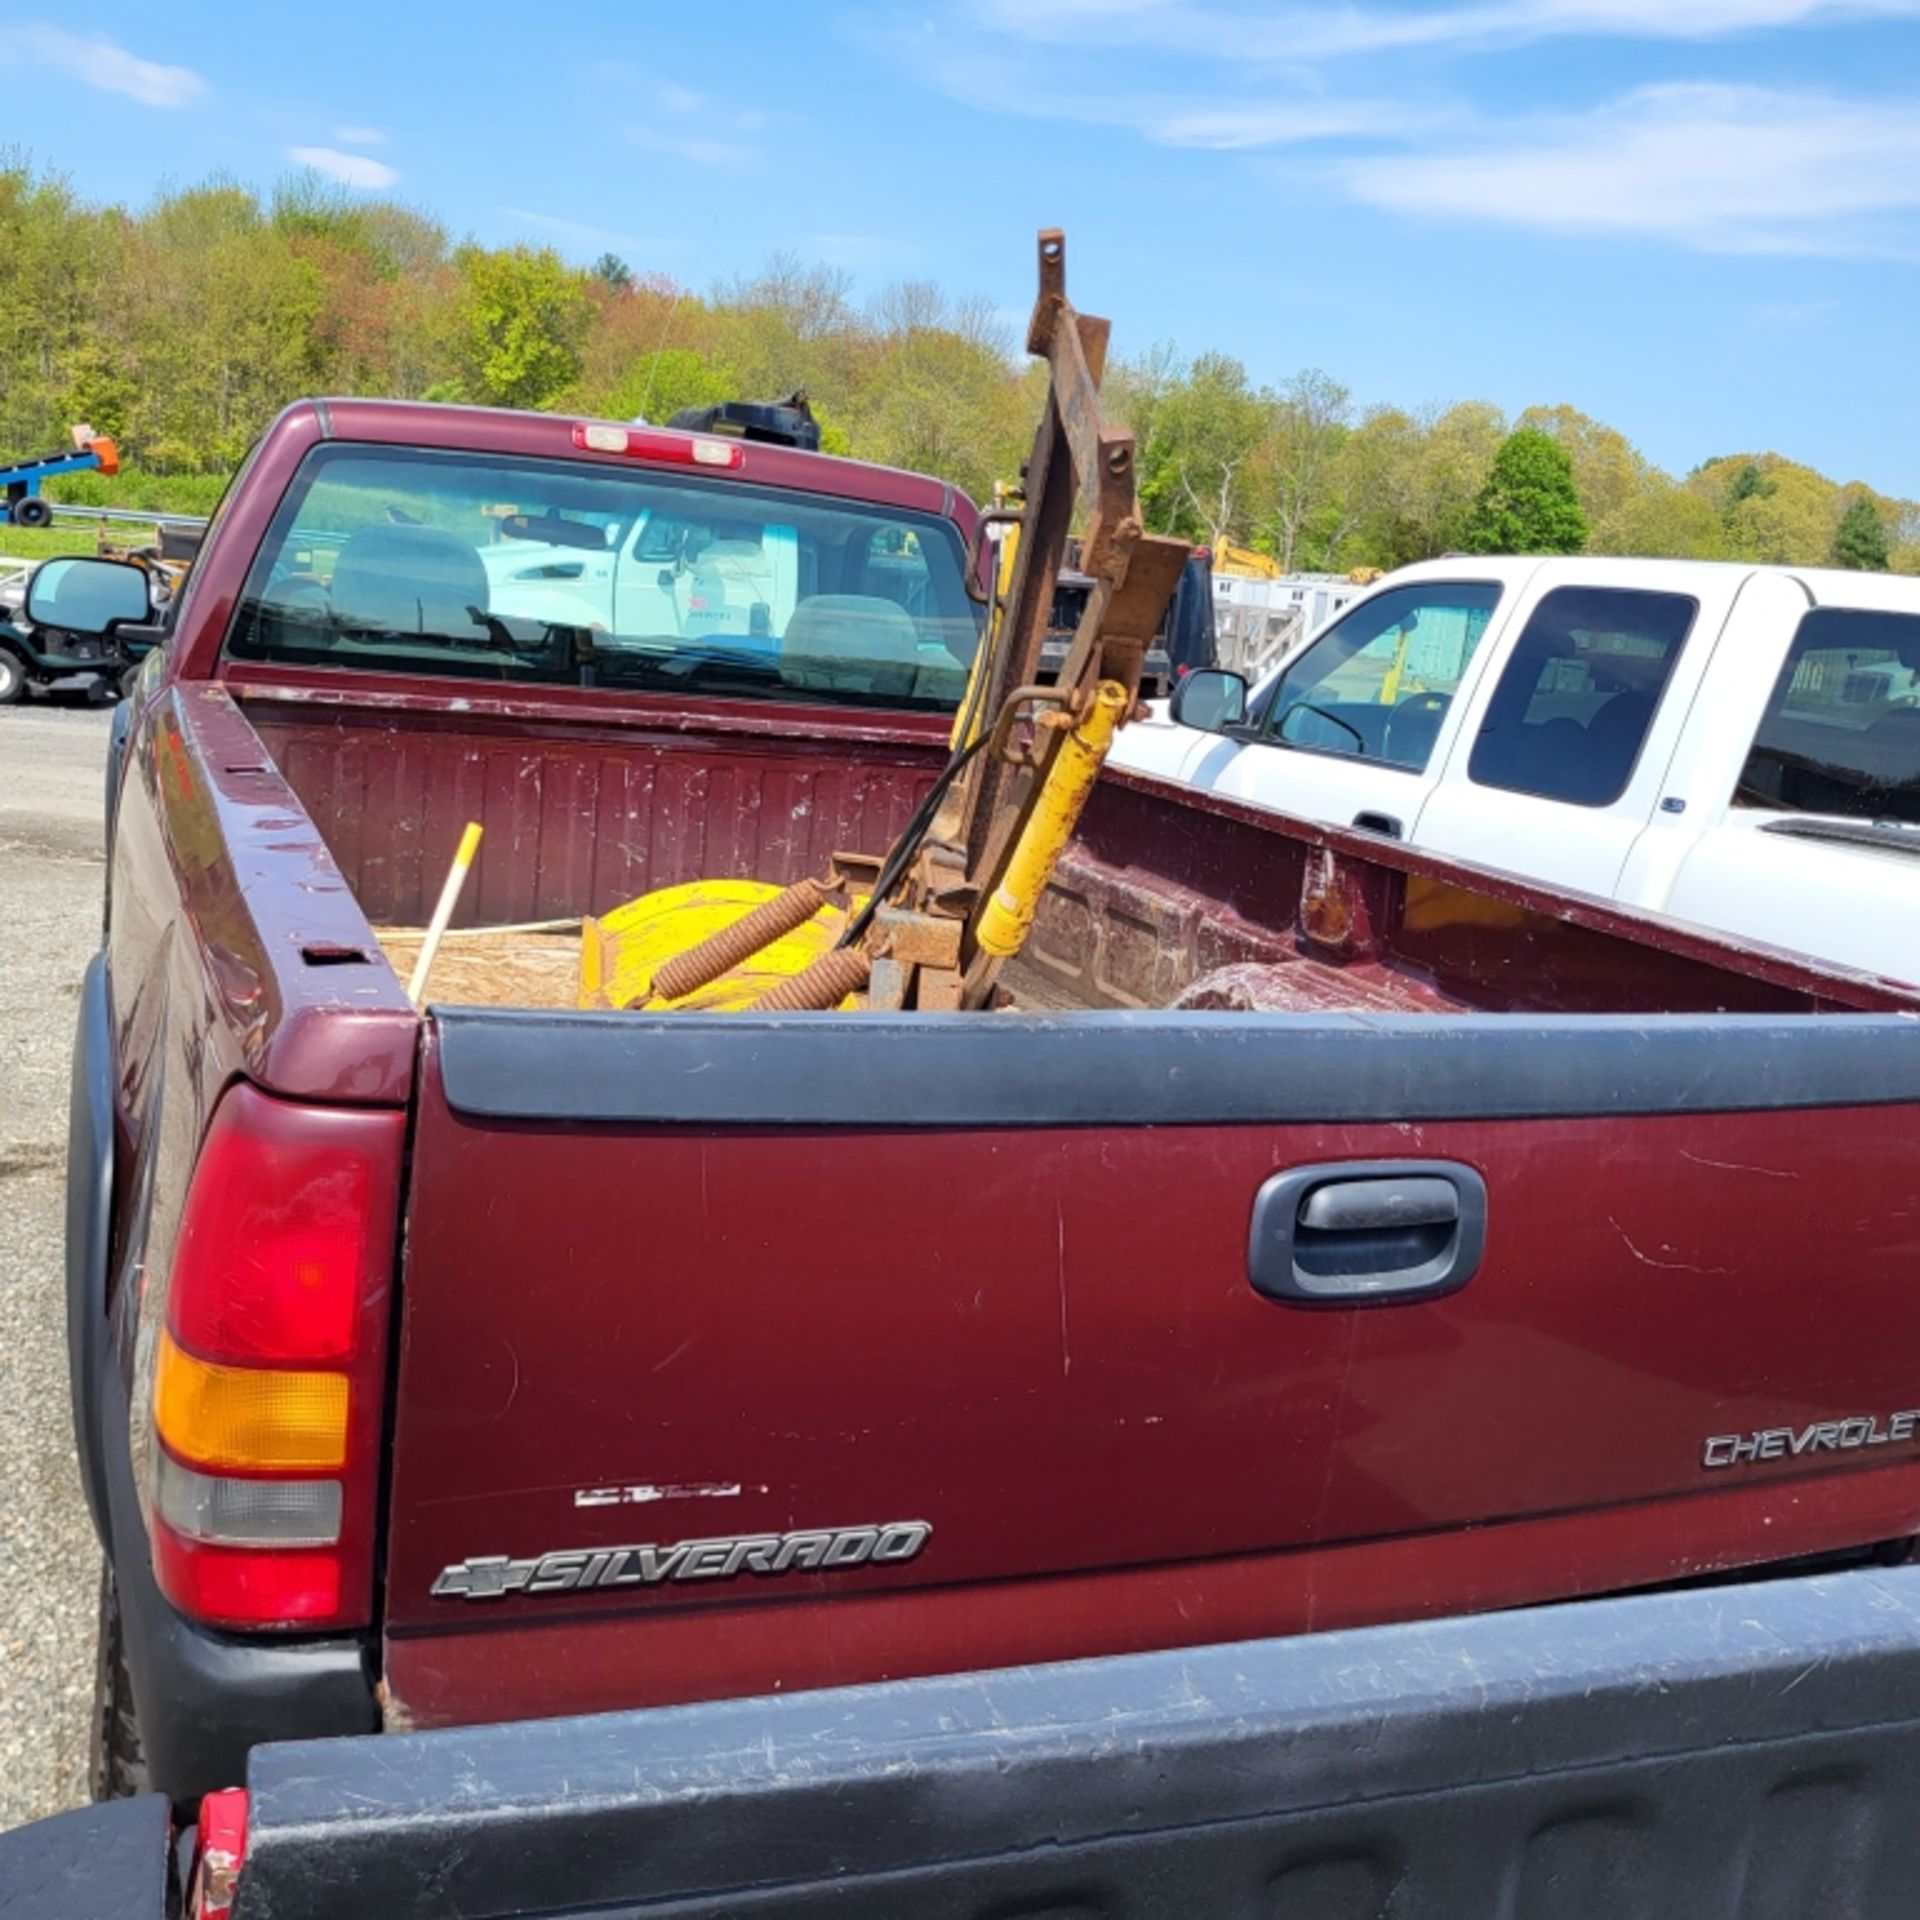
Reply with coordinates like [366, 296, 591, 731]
[416, 916, 581, 939]
[408, 821, 484, 1008]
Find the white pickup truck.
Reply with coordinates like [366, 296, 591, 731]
[1119, 555, 1920, 983]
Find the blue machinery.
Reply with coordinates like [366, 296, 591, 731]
[0, 433, 119, 528]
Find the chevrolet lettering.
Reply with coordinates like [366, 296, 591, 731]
[432, 1522, 933, 1601]
[1702, 1412, 1920, 1470]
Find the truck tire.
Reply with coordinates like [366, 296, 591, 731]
[13, 495, 53, 530]
[0, 650, 22, 706]
[90, 1563, 149, 1802]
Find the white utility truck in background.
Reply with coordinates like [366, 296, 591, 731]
[1116, 556, 1920, 984]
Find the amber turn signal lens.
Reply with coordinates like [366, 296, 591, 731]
[153, 1330, 349, 1472]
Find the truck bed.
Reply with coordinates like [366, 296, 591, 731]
[233, 676, 1911, 1020]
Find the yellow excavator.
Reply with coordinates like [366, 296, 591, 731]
[1212, 542, 1281, 582]
[576, 231, 1187, 1018]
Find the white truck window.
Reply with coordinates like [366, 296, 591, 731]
[1261, 582, 1502, 772]
[1737, 608, 1920, 824]
[1468, 587, 1696, 808]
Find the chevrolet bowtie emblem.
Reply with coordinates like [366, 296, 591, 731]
[429, 1555, 535, 1599]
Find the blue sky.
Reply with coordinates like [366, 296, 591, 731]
[5, 2, 1920, 494]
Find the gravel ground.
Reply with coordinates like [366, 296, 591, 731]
[0, 700, 112, 1825]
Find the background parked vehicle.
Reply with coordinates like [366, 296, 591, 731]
[1040, 540, 1217, 696]
[0, 558, 156, 706]
[1118, 555, 1920, 983]
[0, 429, 120, 531]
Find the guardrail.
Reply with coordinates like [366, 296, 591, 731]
[47, 503, 211, 532]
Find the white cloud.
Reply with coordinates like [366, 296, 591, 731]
[334, 124, 386, 147]
[1752, 297, 1842, 323]
[503, 207, 660, 253]
[894, 41, 1413, 147]
[1144, 99, 1438, 148]
[966, 0, 1920, 59]
[1340, 84, 1920, 255]
[650, 82, 769, 132]
[802, 231, 908, 269]
[287, 146, 401, 190]
[893, 3, 1920, 260]
[627, 126, 757, 168]
[1, 25, 203, 107]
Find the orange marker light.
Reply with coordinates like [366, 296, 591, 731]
[153, 1331, 348, 1472]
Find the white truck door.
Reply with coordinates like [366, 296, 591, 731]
[1648, 578, 1920, 983]
[611, 508, 688, 639]
[1175, 577, 1515, 836]
[1411, 571, 1742, 900]
[1612, 570, 1802, 916]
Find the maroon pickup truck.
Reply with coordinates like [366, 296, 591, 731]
[61, 394, 1920, 1809]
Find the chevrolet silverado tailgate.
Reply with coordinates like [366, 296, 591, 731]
[382, 1006, 1920, 1725]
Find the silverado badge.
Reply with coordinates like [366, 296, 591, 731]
[432, 1520, 932, 1600]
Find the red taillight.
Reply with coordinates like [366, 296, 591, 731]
[149, 1085, 404, 1632]
[571, 421, 744, 468]
[155, 1526, 344, 1627]
[171, 1098, 391, 1363]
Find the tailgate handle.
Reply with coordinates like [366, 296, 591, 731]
[1299, 1177, 1456, 1233]
[1248, 1161, 1486, 1307]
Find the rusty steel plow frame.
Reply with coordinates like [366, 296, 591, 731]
[863, 228, 1190, 1012]
[641, 231, 1186, 1017]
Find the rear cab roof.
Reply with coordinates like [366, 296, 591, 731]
[319, 399, 970, 521]
[1386, 553, 1920, 608]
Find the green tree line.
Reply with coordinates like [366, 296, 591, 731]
[3, 159, 1913, 574]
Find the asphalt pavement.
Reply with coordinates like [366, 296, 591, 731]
[0, 701, 112, 1824]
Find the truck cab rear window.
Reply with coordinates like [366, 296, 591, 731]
[1737, 608, 1920, 824]
[223, 447, 982, 712]
[1468, 587, 1696, 808]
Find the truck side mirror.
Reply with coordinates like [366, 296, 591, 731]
[1169, 667, 1249, 734]
[26, 557, 152, 637]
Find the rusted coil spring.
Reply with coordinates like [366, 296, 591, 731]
[650, 877, 830, 1001]
[748, 946, 872, 1012]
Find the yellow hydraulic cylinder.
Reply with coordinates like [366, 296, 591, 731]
[975, 680, 1128, 959]
[1381, 625, 1412, 706]
[951, 514, 1023, 753]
